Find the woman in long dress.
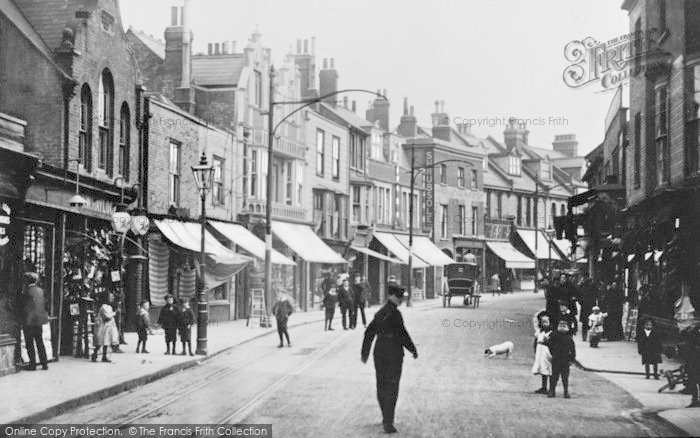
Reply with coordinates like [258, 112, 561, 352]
[532, 314, 553, 394]
[92, 292, 121, 362]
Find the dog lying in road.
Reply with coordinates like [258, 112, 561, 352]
[484, 341, 514, 358]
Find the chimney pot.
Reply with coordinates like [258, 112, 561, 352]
[179, 7, 184, 25]
[410, 106, 414, 116]
[208, 43, 213, 55]
[403, 98, 408, 116]
[434, 100, 439, 112]
[297, 39, 302, 54]
[304, 39, 309, 54]
[222, 41, 229, 54]
[330, 58, 335, 69]
[214, 43, 220, 55]
[323, 58, 328, 69]
[311, 36, 316, 55]
[231, 41, 236, 53]
[343, 96, 348, 108]
[383, 89, 387, 98]
[352, 101, 356, 113]
[170, 7, 178, 26]
[440, 100, 445, 112]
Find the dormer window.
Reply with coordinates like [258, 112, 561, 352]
[541, 161, 552, 181]
[508, 156, 521, 176]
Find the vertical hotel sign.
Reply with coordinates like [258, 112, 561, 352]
[423, 150, 434, 235]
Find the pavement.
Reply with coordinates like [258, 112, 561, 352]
[0, 299, 436, 426]
[573, 332, 700, 437]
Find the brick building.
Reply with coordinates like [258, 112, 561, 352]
[620, 0, 700, 336]
[0, 0, 146, 361]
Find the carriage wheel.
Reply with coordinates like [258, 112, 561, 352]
[443, 294, 447, 307]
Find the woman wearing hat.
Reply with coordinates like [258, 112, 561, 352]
[22, 272, 49, 370]
[92, 292, 122, 362]
[587, 306, 606, 348]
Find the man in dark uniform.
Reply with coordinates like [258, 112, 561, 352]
[361, 275, 418, 434]
[577, 275, 598, 342]
[350, 273, 367, 328]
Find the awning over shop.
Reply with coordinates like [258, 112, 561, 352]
[209, 221, 296, 266]
[516, 230, 562, 261]
[153, 219, 252, 289]
[372, 232, 429, 268]
[351, 245, 405, 264]
[551, 238, 572, 260]
[486, 241, 535, 269]
[271, 221, 346, 264]
[392, 234, 455, 266]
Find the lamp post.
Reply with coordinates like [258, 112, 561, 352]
[545, 226, 555, 280]
[191, 151, 214, 355]
[406, 153, 469, 307]
[263, 66, 384, 317]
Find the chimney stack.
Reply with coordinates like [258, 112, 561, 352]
[214, 43, 220, 55]
[297, 39, 302, 54]
[504, 117, 530, 150]
[366, 88, 390, 130]
[231, 41, 236, 53]
[208, 43, 213, 55]
[304, 39, 308, 53]
[352, 101, 357, 113]
[222, 41, 229, 54]
[397, 98, 417, 137]
[171, 7, 179, 26]
[343, 96, 349, 108]
[319, 57, 338, 105]
[311, 36, 316, 55]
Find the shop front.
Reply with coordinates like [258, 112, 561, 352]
[485, 241, 535, 292]
[208, 221, 296, 319]
[149, 219, 251, 323]
[270, 221, 347, 311]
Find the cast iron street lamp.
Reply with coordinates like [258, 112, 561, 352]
[191, 151, 215, 355]
[406, 147, 468, 307]
[534, 178, 571, 291]
[263, 65, 384, 318]
[544, 226, 556, 279]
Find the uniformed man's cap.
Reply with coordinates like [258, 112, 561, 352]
[23, 272, 39, 283]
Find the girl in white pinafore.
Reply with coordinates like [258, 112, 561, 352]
[532, 314, 553, 394]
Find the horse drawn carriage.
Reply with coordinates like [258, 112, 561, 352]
[443, 262, 479, 307]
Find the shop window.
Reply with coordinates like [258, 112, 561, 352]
[209, 283, 228, 302]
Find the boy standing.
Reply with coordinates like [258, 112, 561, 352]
[135, 301, 151, 354]
[637, 318, 662, 379]
[158, 294, 179, 355]
[179, 301, 195, 356]
[548, 320, 576, 398]
[272, 293, 293, 348]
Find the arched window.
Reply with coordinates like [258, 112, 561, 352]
[119, 103, 130, 180]
[79, 84, 93, 171]
[97, 69, 114, 175]
[560, 204, 566, 216]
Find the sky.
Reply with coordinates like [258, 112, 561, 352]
[119, 0, 631, 157]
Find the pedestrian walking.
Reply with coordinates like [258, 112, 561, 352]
[361, 276, 417, 434]
[272, 292, 294, 348]
[158, 294, 179, 354]
[351, 273, 367, 329]
[548, 320, 576, 398]
[323, 283, 338, 331]
[532, 314, 553, 394]
[587, 306, 606, 348]
[92, 292, 122, 363]
[490, 273, 501, 297]
[337, 277, 353, 330]
[21, 272, 48, 371]
[637, 318, 662, 379]
[178, 300, 195, 356]
[135, 300, 151, 354]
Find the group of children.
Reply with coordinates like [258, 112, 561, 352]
[134, 294, 196, 355]
[531, 311, 576, 398]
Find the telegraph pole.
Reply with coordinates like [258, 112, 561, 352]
[264, 65, 275, 324]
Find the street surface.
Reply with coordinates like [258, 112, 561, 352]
[42, 294, 683, 437]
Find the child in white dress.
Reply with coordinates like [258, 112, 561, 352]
[532, 315, 553, 394]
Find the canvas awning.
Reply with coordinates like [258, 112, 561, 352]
[350, 245, 405, 264]
[486, 241, 535, 269]
[392, 234, 455, 266]
[551, 237, 572, 260]
[209, 221, 296, 266]
[153, 219, 252, 289]
[271, 221, 346, 264]
[372, 232, 429, 268]
[516, 230, 562, 261]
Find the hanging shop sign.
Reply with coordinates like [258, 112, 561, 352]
[423, 150, 434, 234]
